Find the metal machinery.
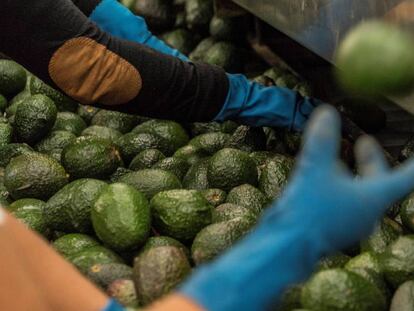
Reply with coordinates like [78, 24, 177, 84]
[217, 0, 414, 157]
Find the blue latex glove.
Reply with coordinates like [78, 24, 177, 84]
[90, 0, 189, 61]
[215, 74, 321, 131]
[181, 105, 414, 311]
[101, 299, 125, 311]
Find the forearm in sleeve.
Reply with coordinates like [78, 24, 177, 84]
[0, 0, 229, 122]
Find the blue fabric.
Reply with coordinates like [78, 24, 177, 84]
[90, 0, 189, 61]
[181, 105, 414, 311]
[215, 74, 320, 131]
[101, 299, 125, 311]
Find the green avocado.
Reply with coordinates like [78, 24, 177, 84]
[92, 183, 151, 251]
[0, 143, 33, 167]
[400, 193, 414, 232]
[87, 263, 133, 290]
[183, 158, 210, 190]
[226, 184, 267, 215]
[53, 233, 100, 258]
[174, 144, 208, 166]
[132, 120, 189, 156]
[91, 110, 138, 134]
[0, 60, 27, 97]
[133, 246, 191, 305]
[208, 148, 258, 191]
[44, 178, 108, 233]
[345, 252, 382, 274]
[191, 217, 253, 265]
[152, 157, 190, 180]
[361, 217, 403, 254]
[212, 203, 257, 224]
[189, 37, 217, 62]
[67, 245, 124, 275]
[116, 132, 168, 164]
[110, 167, 133, 183]
[0, 94, 7, 113]
[62, 136, 122, 179]
[52, 112, 87, 136]
[4, 152, 68, 200]
[161, 29, 199, 56]
[380, 235, 414, 288]
[185, 0, 214, 33]
[129, 149, 165, 171]
[14, 94, 57, 144]
[9, 198, 50, 237]
[151, 189, 212, 241]
[259, 156, 294, 200]
[316, 253, 351, 271]
[203, 41, 242, 73]
[138, 236, 190, 261]
[118, 169, 182, 200]
[81, 126, 123, 144]
[0, 123, 12, 146]
[107, 279, 139, 308]
[77, 105, 100, 124]
[301, 268, 386, 311]
[35, 131, 77, 155]
[200, 188, 227, 207]
[225, 125, 267, 153]
[189, 132, 230, 155]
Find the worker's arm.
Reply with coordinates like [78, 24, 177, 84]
[0, 0, 317, 130]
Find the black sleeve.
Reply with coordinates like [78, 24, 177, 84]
[71, 0, 100, 16]
[0, 0, 229, 122]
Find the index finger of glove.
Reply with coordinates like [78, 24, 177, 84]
[299, 105, 342, 170]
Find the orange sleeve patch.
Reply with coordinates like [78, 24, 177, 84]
[48, 37, 142, 106]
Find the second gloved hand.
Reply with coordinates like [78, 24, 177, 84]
[89, 0, 189, 61]
[214, 73, 322, 131]
[180, 105, 414, 311]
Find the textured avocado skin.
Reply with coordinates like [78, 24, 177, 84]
[92, 183, 151, 251]
[139, 236, 190, 261]
[62, 136, 122, 179]
[0, 122, 13, 146]
[107, 279, 139, 308]
[316, 253, 351, 271]
[35, 130, 76, 155]
[45, 179, 108, 233]
[212, 203, 257, 224]
[81, 125, 123, 144]
[380, 235, 414, 288]
[401, 194, 414, 232]
[189, 132, 230, 155]
[132, 119, 189, 156]
[191, 217, 253, 265]
[67, 245, 124, 275]
[344, 252, 382, 274]
[86, 263, 134, 290]
[151, 189, 212, 241]
[152, 157, 190, 180]
[361, 217, 403, 254]
[133, 246, 191, 305]
[226, 184, 267, 215]
[207, 148, 258, 191]
[9, 198, 49, 237]
[129, 149, 165, 171]
[118, 169, 182, 200]
[185, 0, 214, 33]
[0, 60, 27, 96]
[53, 233, 100, 258]
[259, 156, 294, 200]
[0, 143, 33, 167]
[116, 132, 168, 164]
[52, 112, 87, 136]
[91, 110, 137, 134]
[15, 94, 57, 144]
[77, 105, 100, 124]
[200, 188, 227, 207]
[183, 158, 210, 190]
[174, 144, 208, 166]
[390, 281, 414, 311]
[161, 29, 198, 56]
[4, 153, 69, 200]
[301, 269, 386, 311]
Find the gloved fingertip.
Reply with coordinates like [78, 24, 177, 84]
[301, 105, 341, 165]
[355, 135, 389, 176]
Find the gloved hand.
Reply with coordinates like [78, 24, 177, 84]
[180, 105, 414, 311]
[214, 74, 321, 131]
[89, 0, 189, 61]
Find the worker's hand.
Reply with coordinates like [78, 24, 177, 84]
[214, 73, 322, 131]
[180, 105, 414, 311]
[89, 0, 189, 61]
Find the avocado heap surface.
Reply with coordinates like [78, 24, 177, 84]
[0, 2, 410, 310]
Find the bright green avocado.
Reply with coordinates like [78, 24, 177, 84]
[226, 184, 267, 215]
[35, 131, 76, 155]
[0, 60, 27, 96]
[151, 189, 212, 241]
[53, 233, 100, 258]
[92, 183, 151, 251]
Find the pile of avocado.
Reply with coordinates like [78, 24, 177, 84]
[1, 2, 414, 311]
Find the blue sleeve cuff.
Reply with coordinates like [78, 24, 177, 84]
[102, 299, 125, 311]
